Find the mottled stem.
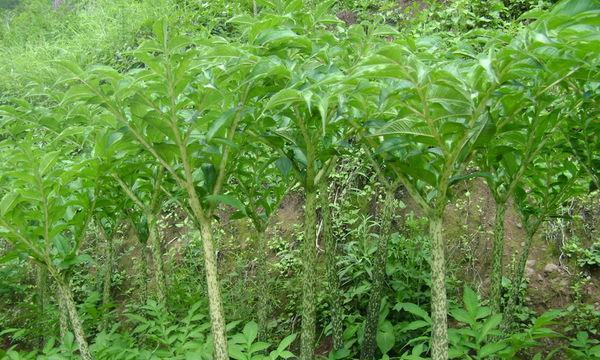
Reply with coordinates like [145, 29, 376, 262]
[300, 189, 317, 360]
[256, 229, 270, 339]
[321, 181, 344, 351]
[429, 214, 448, 360]
[56, 278, 92, 360]
[147, 213, 166, 306]
[361, 188, 395, 360]
[57, 287, 69, 340]
[490, 201, 507, 313]
[198, 218, 228, 360]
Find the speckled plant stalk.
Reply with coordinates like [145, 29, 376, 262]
[256, 228, 270, 339]
[57, 288, 69, 339]
[361, 188, 395, 360]
[176, 174, 229, 359]
[320, 181, 344, 351]
[139, 244, 149, 300]
[490, 201, 507, 313]
[515, 230, 536, 286]
[55, 276, 92, 360]
[300, 122, 317, 360]
[300, 189, 317, 360]
[147, 213, 166, 306]
[113, 175, 167, 308]
[504, 221, 541, 326]
[128, 220, 149, 301]
[171, 93, 246, 360]
[429, 213, 448, 360]
[36, 265, 47, 345]
[197, 216, 228, 360]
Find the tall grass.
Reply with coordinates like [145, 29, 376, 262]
[0, 0, 173, 100]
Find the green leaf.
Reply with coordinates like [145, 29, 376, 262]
[292, 148, 307, 166]
[265, 89, 303, 111]
[463, 286, 479, 317]
[40, 152, 60, 175]
[401, 320, 431, 332]
[318, 96, 329, 134]
[276, 333, 297, 352]
[478, 49, 498, 83]
[207, 109, 236, 142]
[376, 321, 395, 355]
[450, 309, 472, 324]
[480, 314, 502, 340]
[205, 195, 246, 215]
[256, 29, 298, 45]
[0, 249, 22, 264]
[551, 0, 599, 16]
[152, 19, 167, 44]
[250, 341, 269, 353]
[133, 52, 164, 76]
[59, 254, 92, 269]
[227, 345, 245, 360]
[395, 303, 431, 323]
[397, 163, 437, 188]
[449, 171, 493, 186]
[375, 117, 434, 138]
[275, 156, 293, 176]
[256, 29, 310, 49]
[0, 191, 19, 216]
[62, 85, 97, 104]
[56, 60, 85, 78]
[279, 350, 295, 359]
[479, 341, 507, 358]
[242, 321, 258, 344]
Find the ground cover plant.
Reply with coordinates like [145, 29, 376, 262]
[0, 0, 599, 359]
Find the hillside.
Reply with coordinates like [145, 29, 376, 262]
[0, 1, 599, 359]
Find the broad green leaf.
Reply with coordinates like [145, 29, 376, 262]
[207, 109, 236, 142]
[318, 96, 329, 133]
[463, 286, 479, 316]
[276, 333, 297, 352]
[250, 341, 269, 353]
[275, 156, 293, 176]
[40, 152, 60, 176]
[0, 249, 22, 264]
[478, 49, 498, 83]
[479, 341, 507, 358]
[265, 88, 304, 110]
[376, 321, 395, 355]
[227, 346, 245, 360]
[450, 309, 472, 324]
[256, 29, 298, 45]
[375, 117, 434, 138]
[401, 320, 431, 332]
[292, 148, 307, 166]
[242, 321, 258, 344]
[56, 60, 85, 78]
[204, 195, 246, 215]
[395, 303, 431, 323]
[0, 191, 19, 216]
[479, 314, 502, 340]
